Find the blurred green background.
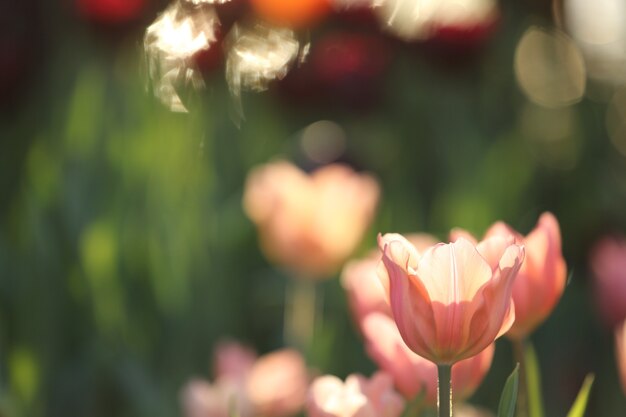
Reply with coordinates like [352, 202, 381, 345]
[2, 0, 626, 416]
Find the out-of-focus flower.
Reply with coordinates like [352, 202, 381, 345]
[564, 0, 626, 87]
[378, 234, 523, 364]
[224, 20, 304, 117]
[342, 251, 392, 323]
[615, 319, 626, 396]
[374, 0, 498, 42]
[213, 340, 257, 382]
[341, 234, 439, 326]
[362, 312, 494, 404]
[590, 235, 626, 328]
[243, 161, 379, 279]
[250, 0, 331, 28]
[181, 377, 252, 417]
[76, 0, 146, 24]
[144, 1, 221, 112]
[482, 212, 567, 339]
[309, 32, 391, 107]
[307, 372, 405, 417]
[246, 349, 309, 417]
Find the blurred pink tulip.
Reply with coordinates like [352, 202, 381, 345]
[481, 212, 567, 339]
[307, 372, 405, 417]
[590, 235, 626, 328]
[213, 340, 257, 382]
[378, 234, 523, 364]
[243, 161, 379, 279]
[181, 378, 251, 417]
[341, 251, 392, 323]
[362, 312, 494, 404]
[246, 349, 309, 417]
[615, 320, 626, 396]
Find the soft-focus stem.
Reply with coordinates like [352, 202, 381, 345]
[513, 338, 528, 417]
[284, 278, 317, 352]
[437, 364, 452, 417]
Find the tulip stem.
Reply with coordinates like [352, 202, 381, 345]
[437, 364, 453, 417]
[512, 339, 529, 417]
[284, 278, 317, 352]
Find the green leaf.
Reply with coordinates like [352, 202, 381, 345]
[498, 364, 520, 417]
[565, 374, 595, 417]
[525, 343, 545, 417]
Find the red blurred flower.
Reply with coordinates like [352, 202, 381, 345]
[76, 0, 146, 24]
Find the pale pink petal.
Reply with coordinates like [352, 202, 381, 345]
[476, 236, 515, 272]
[507, 212, 566, 339]
[615, 320, 626, 397]
[449, 228, 478, 245]
[383, 242, 437, 362]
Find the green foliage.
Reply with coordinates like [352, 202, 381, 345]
[565, 375, 595, 417]
[498, 364, 519, 417]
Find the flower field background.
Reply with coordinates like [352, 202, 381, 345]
[2, 1, 626, 416]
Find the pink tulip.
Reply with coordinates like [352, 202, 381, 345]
[341, 251, 392, 323]
[590, 235, 626, 328]
[243, 161, 379, 278]
[362, 312, 494, 404]
[341, 234, 441, 327]
[481, 212, 567, 339]
[213, 340, 257, 382]
[307, 372, 405, 417]
[615, 320, 626, 396]
[246, 349, 309, 417]
[378, 234, 523, 364]
[180, 378, 252, 417]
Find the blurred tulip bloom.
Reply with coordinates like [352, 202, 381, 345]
[378, 234, 524, 364]
[307, 372, 405, 417]
[362, 312, 494, 405]
[615, 320, 626, 396]
[474, 212, 567, 339]
[243, 161, 379, 279]
[181, 377, 252, 417]
[77, 0, 146, 24]
[213, 340, 257, 382]
[590, 235, 626, 328]
[246, 349, 309, 417]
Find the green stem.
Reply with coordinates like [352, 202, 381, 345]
[512, 338, 528, 417]
[437, 364, 452, 417]
[283, 278, 317, 352]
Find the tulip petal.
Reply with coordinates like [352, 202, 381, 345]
[463, 244, 524, 359]
[413, 239, 494, 360]
[382, 241, 437, 361]
[476, 236, 516, 271]
[449, 228, 478, 245]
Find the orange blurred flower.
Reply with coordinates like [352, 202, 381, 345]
[590, 235, 626, 328]
[246, 349, 309, 417]
[362, 312, 494, 405]
[615, 320, 626, 396]
[378, 234, 523, 364]
[307, 372, 405, 417]
[243, 161, 379, 279]
[478, 212, 567, 339]
[250, 0, 331, 28]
